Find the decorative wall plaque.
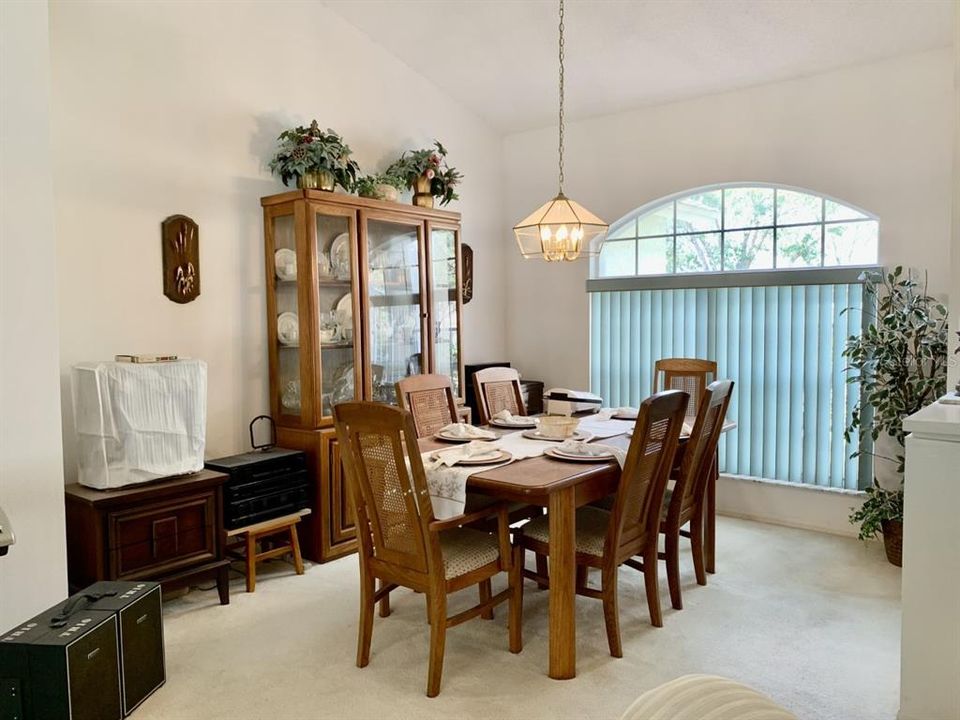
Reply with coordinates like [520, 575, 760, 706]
[461, 243, 473, 304]
[162, 215, 200, 303]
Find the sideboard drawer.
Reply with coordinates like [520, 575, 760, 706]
[108, 493, 217, 578]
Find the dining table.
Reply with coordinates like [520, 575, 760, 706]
[418, 417, 735, 680]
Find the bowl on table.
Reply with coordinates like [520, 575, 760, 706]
[537, 416, 581, 440]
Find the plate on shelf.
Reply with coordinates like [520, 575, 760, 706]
[544, 446, 615, 462]
[330, 233, 351, 281]
[427, 449, 512, 466]
[335, 292, 352, 328]
[275, 248, 297, 281]
[521, 429, 591, 442]
[277, 312, 299, 346]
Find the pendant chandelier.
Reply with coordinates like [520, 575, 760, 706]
[513, 0, 608, 262]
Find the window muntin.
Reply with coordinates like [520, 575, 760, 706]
[595, 184, 878, 279]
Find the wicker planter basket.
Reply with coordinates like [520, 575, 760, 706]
[881, 519, 903, 567]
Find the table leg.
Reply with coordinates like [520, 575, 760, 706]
[217, 562, 230, 605]
[705, 451, 718, 574]
[548, 486, 576, 680]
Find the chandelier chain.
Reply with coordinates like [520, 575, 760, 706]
[558, 0, 565, 194]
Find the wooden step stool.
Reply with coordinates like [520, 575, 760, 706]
[225, 508, 310, 592]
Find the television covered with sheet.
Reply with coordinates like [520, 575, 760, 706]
[71, 359, 207, 489]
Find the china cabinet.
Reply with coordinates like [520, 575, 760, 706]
[260, 189, 465, 561]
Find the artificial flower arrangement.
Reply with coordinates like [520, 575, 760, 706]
[385, 141, 462, 207]
[268, 120, 360, 191]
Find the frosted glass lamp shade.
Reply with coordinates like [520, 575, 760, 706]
[513, 193, 608, 261]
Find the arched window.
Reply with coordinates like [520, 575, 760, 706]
[593, 183, 878, 279]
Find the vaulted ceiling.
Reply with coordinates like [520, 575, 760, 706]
[324, 0, 954, 133]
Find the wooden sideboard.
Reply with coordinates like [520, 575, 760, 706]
[64, 470, 230, 604]
[260, 190, 466, 562]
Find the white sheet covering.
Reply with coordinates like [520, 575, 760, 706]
[71, 359, 207, 489]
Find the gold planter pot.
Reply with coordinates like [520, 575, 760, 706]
[298, 169, 336, 192]
[412, 175, 434, 208]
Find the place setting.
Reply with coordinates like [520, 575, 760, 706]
[425, 441, 513, 468]
[520, 416, 591, 442]
[434, 422, 498, 443]
[488, 409, 538, 429]
[543, 439, 625, 466]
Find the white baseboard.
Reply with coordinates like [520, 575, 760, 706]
[716, 474, 866, 538]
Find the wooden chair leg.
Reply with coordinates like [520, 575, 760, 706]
[576, 564, 588, 592]
[426, 591, 447, 698]
[245, 532, 257, 593]
[601, 565, 622, 658]
[535, 552, 549, 590]
[643, 545, 663, 628]
[509, 546, 523, 654]
[289, 524, 304, 575]
[357, 567, 375, 668]
[479, 578, 494, 620]
[690, 509, 707, 586]
[665, 526, 683, 610]
[378, 579, 391, 618]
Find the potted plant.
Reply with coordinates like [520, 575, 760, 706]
[269, 121, 359, 192]
[849, 483, 904, 566]
[385, 141, 462, 208]
[355, 173, 405, 202]
[843, 266, 949, 565]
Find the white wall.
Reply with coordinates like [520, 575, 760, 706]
[503, 48, 955, 391]
[0, 0, 69, 629]
[48, 0, 507, 476]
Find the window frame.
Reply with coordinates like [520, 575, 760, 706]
[592, 182, 879, 281]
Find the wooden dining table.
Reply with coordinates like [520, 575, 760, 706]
[418, 423, 730, 680]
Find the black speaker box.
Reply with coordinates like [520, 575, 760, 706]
[0, 581, 164, 719]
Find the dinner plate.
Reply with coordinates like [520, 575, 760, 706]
[489, 418, 538, 429]
[429, 449, 512, 466]
[521, 429, 591, 442]
[544, 447, 615, 462]
[330, 233, 351, 280]
[275, 248, 297, 281]
[612, 411, 638, 421]
[277, 312, 299, 346]
[335, 291, 352, 326]
[435, 430, 496, 443]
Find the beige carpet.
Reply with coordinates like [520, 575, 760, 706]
[138, 517, 901, 720]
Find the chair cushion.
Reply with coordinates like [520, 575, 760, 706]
[522, 506, 611, 557]
[620, 674, 797, 720]
[439, 527, 501, 580]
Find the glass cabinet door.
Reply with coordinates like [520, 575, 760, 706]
[428, 224, 463, 397]
[312, 207, 361, 421]
[362, 214, 426, 405]
[269, 209, 306, 424]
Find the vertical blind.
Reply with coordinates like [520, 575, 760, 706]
[589, 281, 870, 490]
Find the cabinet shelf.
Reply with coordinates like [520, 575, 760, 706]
[321, 342, 354, 350]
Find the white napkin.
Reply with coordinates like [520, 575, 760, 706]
[556, 439, 627, 468]
[596, 406, 638, 421]
[428, 441, 498, 467]
[438, 422, 496, 440]
[492, 409, 538, 425]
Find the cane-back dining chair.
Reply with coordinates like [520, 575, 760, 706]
[333, 402, 522, 697]
[659, 380, 733, 610]
[516, 390, 688, 657]
[396, 374, 459, 439]
[473, 367, 526, 425]
[653, 358, 717, 418]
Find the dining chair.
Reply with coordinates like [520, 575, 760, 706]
[333, 401, 523, 697]
[653, 358, 717, 418]
[473, 367, 526, 425]
[516, 390, 688, 657]
[396, 374, 459, 439]
[660, 380, 734, 610]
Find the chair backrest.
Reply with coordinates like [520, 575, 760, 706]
[654, 358, 717, 417]
[473, 367, 526, 425]
[395, 374, 459, 438]
[670, 380, 734, 522]
[606, 390, 688, 559]
[333, 402, 439, 579]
